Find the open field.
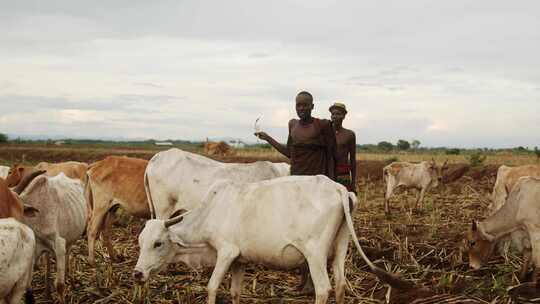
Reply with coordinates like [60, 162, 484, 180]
[1, 144, 539, 303]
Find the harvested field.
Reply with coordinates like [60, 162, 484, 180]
[1, 145, 538, 303]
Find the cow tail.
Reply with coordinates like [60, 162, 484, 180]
[340, 187, 413, 290]
[83, 171, 94, 228]
[145, 171, 156, 219]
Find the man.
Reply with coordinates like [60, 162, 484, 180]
[255, 90, 337, 294]
[329, 102, 357, 194]
[255, 91, 337, 179]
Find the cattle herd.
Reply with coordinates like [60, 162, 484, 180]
[1, 148, 540, 304]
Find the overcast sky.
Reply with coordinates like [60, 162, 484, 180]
[1, 1, 539, 148]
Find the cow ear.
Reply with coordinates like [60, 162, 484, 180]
[471, 221, 477, 232]
[23, 205, 39, 217]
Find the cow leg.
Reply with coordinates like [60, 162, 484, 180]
[298, 264, 315, 294]
[53, 237, 67, 304]
[415, 187, 427, 210]
[305, 255, 331, 304]
[87, 202, 111, 267]
[332, 222, 350, 304]
[520, 247, 533, 281]
[207, 247, 240, 304]
[44, 252, 53, 299]
[230, 263, 245, 304]
[101, 211, 118, 263]
[384, 181, 395, 214]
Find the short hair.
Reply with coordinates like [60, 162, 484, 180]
[296, 91, 313, 102]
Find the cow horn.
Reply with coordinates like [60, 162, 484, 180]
[13, 170, 47, 195]
[164, 215, 184, 228]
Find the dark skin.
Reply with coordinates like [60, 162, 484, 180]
[255, 93, 336, 179]
[330, 108, 357, 191]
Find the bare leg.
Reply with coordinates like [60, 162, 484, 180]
[207, 247, 239, 304]
[230, 263, 245, 304]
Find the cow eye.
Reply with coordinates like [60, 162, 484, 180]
[154, 241, 163, 248]
[469, 241, 476, 247]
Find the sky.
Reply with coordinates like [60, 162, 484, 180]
[1, 1, 539, 148]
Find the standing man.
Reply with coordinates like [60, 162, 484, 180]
[254, 91, 337, 294]
[255, 91, 337, 179]
[329, 102, 357, 193]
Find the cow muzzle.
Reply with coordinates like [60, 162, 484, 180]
[132, 270, 145, 283]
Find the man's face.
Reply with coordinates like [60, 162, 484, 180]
[330, 108, 346, 125]
[295, 95, 314, 120]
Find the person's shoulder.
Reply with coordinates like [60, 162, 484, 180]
[343, 127, 356, 136]
[317, 118, 332, 128]
[288, 118, 298, 126]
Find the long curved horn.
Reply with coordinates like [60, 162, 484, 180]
[164, 215, 184, 228]
[13, 170, 46, 195]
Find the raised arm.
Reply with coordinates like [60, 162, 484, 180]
[254, 122, 291, 158]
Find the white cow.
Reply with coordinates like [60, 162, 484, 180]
[134, 175, 409, 304]
[468, 177, 540, 283]
[20, 173, 87, 303]
[145, 148, 290, 219]
[0, 218, 36, 304]
[0, 166, 9, 179]
[383, 160, 448, 213]
[490, 165, 540, 212]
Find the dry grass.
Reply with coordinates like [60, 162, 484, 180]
[1, 144, 537, 303]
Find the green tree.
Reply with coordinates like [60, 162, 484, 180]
[0, 133, 7, 143]
[396, 139, 410, 151]
[535, 147, 540, 163]
[377, 141, 394, 151]
[411, 139, 421, 150]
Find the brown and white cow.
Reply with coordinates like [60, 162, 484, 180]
[0, 218, 36, 304]
[204, 141, 233, 156]
[490, 165, 540, 212]
[382, 160, 448, 213]
[20, 173, 87, 303]
[85, 156, 150, 269]
[4, 161, 88, 187]
[467, 176, 540, 283]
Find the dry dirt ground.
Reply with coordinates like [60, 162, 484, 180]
[0, 145, 536, 303]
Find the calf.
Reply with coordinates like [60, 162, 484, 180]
[0, 218, 36, 304]
[5, 161, 88, 187]
[85, 156, 149, 268]
[383, 160, 448, 213]
[145, 148, 290, 219]
[20, 173, 87, 303]
[134, 175, 409, 304]
[467, 177, 540, 282]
